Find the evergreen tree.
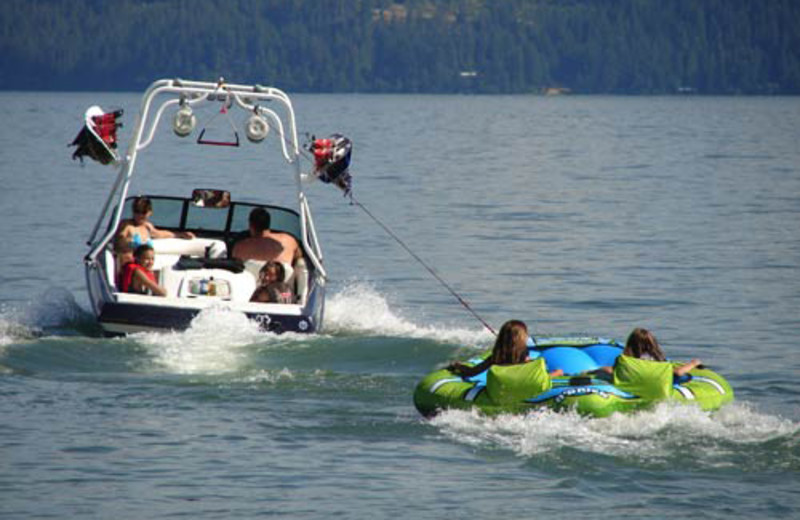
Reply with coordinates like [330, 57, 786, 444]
[0, 0, 797, 93]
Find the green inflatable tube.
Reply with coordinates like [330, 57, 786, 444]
[414, 337, 734, 418]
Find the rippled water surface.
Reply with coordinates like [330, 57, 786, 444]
[1, 92, 799, 519]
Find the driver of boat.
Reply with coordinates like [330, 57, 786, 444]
[232, 208, 299, 282]
[448, 320, 564, 378]
[116, 196, 195, 251]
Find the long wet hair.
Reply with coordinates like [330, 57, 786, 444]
[623, 327, 666, 361]
[489, 320, 530, 365]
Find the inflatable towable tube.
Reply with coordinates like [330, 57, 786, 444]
[413, 337, 734, 418]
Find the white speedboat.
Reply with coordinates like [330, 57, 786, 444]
[82, 78, 336, 335]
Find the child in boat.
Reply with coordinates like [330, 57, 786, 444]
[597, 327, 702, 376]
[250, 261, 294, 304]
[448, 320, 564, 378]
[119, 244, 167, 296]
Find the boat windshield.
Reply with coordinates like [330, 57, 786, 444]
[117, 196, 301, 240]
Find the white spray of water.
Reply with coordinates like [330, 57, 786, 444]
[126, 282, 490, 375]
[132, 305, 270, 375]
[2, 282, 488, 373]
[325, 281, 492, 346]
[0, 315, 35, 347]
[0, 287, 87, 346]
[430, 401, 799, 463]
[237, 367, 296, 384]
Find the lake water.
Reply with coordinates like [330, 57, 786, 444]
[1, 91, 799, 519]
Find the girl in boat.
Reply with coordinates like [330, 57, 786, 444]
[120, 244, 167, 296]
[250, 261, 294, 304]
[116, 196, 195, 250]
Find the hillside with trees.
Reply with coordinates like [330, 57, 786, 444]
[2, 0, 798, 93]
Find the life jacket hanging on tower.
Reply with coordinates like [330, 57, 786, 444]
[69, 106, 123, 165]
[309, 134, 353, 196]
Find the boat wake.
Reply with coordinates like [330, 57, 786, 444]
[0, 282, 483, 378]
[126, 281, 488, 375]
[0, 281, 483, 342]
[0, 314, 40, 348]
[0, 287, 95, 346]
[325, 281, 492, 345]
[429, 401, 800, 470]
[130, 305, 269, 375]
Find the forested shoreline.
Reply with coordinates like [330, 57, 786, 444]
[2, 0, 799, 94]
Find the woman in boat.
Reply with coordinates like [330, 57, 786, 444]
[116, 196, 195, 250]
[250, 261, 294, 304]
[120, 244, 167, 296]
[448, 320, 563, 378]
[597, 327, 702, 376]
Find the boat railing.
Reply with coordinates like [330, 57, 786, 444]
[133, 81, 298, 163]
[299, 193, 326, 279]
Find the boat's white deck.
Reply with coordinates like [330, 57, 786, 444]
[110, 237, 306, 309]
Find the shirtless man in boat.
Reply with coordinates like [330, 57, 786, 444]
[232, 208, 299, 281]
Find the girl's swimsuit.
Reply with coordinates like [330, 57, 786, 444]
[130, 231, 154, 249]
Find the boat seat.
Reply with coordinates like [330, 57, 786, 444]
[152, 237, 227, 258]
[243, 259, 267, 281]
[150, 238, 226, 272]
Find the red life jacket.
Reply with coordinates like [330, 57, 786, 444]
[120, 262, 156, 293]
[310, 134, 352, 195]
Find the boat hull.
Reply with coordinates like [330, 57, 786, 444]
[96, 300, 322, 335]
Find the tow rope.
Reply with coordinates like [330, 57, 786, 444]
[219, 112, 497, 335]
[348, 193, 497, 336]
